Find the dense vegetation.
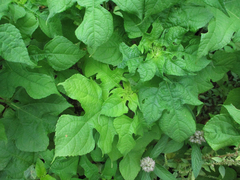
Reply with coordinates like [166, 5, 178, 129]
[1, 0, 240, 179]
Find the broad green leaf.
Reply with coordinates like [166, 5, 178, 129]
[107, 137, 123, 162]
[162, 139, 184, 154]
[87, 31, 123, 65]
[224, 104, 240, 124]
[51, 157, 79, 179]
[55, 114, 96, 157]
[28, 45, 46, 63]
[198, 2, 240, 58]
[160, 107, 196, 142]
[0, 24, 35, 66]
[94, 116, 117, 154]
[0, 62, 59, 99]
[0, 122, 7, 142]
[119, 149, 143, 180]
[154, 164, 177, 180]
[137, 60, 156, 82]
[35, 159, 46, 178]
[0, 141, 34, 179]
[113, 115, 138, 155]
[118, 43, 144, 72]
[75, 6, 113, 50]
[112, 0, 144, 20]
[59, 74, 103, 113]
[101, 95, 128, 117]
[139, 82, 202, 125]
[9, 3, 26, 23]
[144, 0, 178, 18]
[102, 158, 118, 179]
[24, 165, 37, 180]
[0, 0, 11, 20]
[47, 0, 75, 19]
[38, 11, 62, 38]
[150, 135, 169, 159]
[76, 0, 104, 7]
[203, 0, 229, 16]
[191, 144, 203, 178]
[41, 174, 56, 180]
[44, 36, 86, 71]
[159, 4, 212, 32]
[203, 114, 240, 150]
[15, 11, 38, 36]
[219, 165, 225, 179]
[122, 12, 152, 38]
[221, 88, 240, 113]
[84, 57, 125, 99]
[79, 155, 100, 180]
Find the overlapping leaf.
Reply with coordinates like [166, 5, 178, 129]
[0, 62, 59, 99]
[0, 23, 35, 66]
[44, 36, 86, 71]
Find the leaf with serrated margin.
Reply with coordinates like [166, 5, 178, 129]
[160, 107, 196, 142]
[139, 82, 202, 125]
[0, 62, 58, 99]
[75, 5, 113, 50]
[137, 60, 156, 82]
[88, 31, 123, 65]
[144, 0, 178, 19]
[84, 57, 125, 99]
[191, 144, 203, 178]
[94, 116, 116, 154]
[55, 114, 96, 157]
[159, 4, 212, 32]
[198, 1, 240, 58]
[203, 114, 240, 150]
[122, 12, 152, 38]
[119, 149, 143, 180]
[112, 0, 144, 20]
[47, 0, 75, 19]
[101, 95, 128, 117]
[118, 43, 143, 72]
[44, 36, 86, 71]
[113, 115, 138, 155]
[0, 24, 35, 66]
[59, 74, 103, 113]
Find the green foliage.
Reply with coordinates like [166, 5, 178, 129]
[1, 0, 240, 179]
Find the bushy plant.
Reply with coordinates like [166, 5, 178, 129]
[1, 0, 240, 179]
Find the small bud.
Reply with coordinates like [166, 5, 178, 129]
[140, 157, 155, 172]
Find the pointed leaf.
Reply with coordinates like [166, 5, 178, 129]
[198, 2, 240, 58]
[75, 6, 113, 50]
[0, 24, 35, 66]
[59, 74, 103, 113]
[191, 144, 203, 178]
[203, 114, 240, 150]
[79, 155, 100, 179]
[160, 107, 196, 142]
[224, 104, 240, 124]
[101, 96, 128, 117]
[154, 164, 177, 180]
[47, 0, 75, 19]
[55, 114, 96, 157]
[113, 115, 138, 155]
[94, 116, 117, 154]
[44, 36, 86, 71]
